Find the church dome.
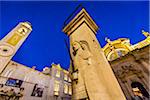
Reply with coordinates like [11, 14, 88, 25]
[102, 38, 133, 61]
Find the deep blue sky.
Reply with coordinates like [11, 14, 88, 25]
[0, 1, 149, 71]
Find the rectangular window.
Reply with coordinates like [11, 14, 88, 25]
[72, 71, 78, 80]
[69, 85, 72, 95]
[68, 77, 71, 82]
[54, 81, 60, 96]
[56, 70, 60, 78]
[64, 74, 68, 81]
[31, 84, 44, 97]
[64, 84, 68, 94]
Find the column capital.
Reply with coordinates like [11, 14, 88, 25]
[62, 8, 99, 36]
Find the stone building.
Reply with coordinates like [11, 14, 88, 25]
[0, 61, 72, 100]
[0, 22, 72, 100]
[103, 30, 150, 100]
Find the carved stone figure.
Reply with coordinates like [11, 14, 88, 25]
[72, 40, 111, 100]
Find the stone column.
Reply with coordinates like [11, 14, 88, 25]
[137, 60, 150, 73]
[63, 8, 126, 100]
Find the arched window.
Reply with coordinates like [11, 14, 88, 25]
[131, 82, 149, 98]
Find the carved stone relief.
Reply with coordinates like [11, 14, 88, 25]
[114, 64, 142, 83]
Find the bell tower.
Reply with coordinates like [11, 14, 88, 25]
[63, 7, 126, 100]
[0, 22, 32, 74]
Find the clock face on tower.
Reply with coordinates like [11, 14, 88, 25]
[0, 44, 14, 57]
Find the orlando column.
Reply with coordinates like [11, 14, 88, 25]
[62, 7, 126, 100]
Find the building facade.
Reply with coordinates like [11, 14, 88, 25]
[0, 22, 72, 100]
[103, 31, 150, 100]
[0, 61, 72, 100]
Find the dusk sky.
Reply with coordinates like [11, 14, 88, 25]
[0, 1, 149, 71]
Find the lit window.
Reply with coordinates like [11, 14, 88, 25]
[64, 84, 68, 94]
[64, 74, 68, 81]
[72, 71, 78, 80]
[69, 85, 72, 95]
[54, 81, 60, 96]
[56, 70, 60, 78]
[68, 77, 71, 82]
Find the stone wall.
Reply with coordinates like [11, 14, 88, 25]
[0, 61, 72, 100]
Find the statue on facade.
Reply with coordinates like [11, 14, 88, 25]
[72, 40, 110, 100]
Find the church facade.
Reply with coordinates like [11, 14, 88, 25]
[103, 33, 150, 100]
